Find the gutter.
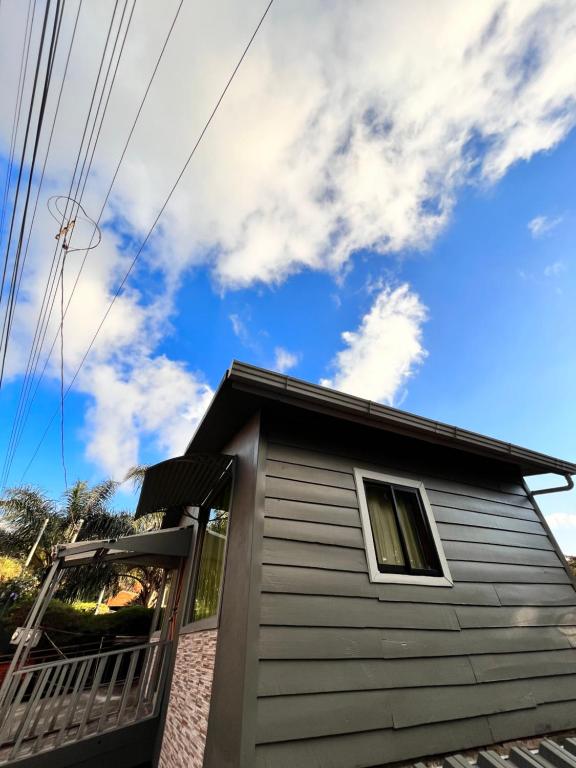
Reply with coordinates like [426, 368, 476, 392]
[527, 473, 574, 497]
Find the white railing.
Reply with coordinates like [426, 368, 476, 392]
[0, 640, 171, 764]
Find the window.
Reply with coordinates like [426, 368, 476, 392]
[354, 469, 452, 586]
[188, 480, 231, 626]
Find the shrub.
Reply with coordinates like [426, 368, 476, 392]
[71, 600, 110, 615]
[0, 599, 154, 654]
[99, 605, 154, 637]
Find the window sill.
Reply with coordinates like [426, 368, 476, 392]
[369, 572, 453, 587]
[180, 616, 219, 634]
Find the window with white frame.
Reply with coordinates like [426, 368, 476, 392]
[354, 469, 453, 586]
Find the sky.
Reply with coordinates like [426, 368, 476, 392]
[0, 0, 575, 549]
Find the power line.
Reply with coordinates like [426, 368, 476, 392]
[19, 0, 276, 482]
[0, 0, 83, 490]
[0, 0, 36, 279]
[2, 0, 184, 488]
[0, 0, 64, 385]
[1, 0, 133, 488]
[12, 0, 85, 331]
[12, 0, 124, 416]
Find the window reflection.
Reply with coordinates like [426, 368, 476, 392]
[191, 484, 230, 622]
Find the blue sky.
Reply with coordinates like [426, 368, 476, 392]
[0, 1, 575, 550]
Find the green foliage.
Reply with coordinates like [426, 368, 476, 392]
[0, 475, 165, 609]
[0, 487, 61, 570]
[0, 556, 22, 581]
[124, 465, 148, 492]
[0, 599, 154, 653]
[70, 600, 110, 615]
[0, 480, 138, 601]
[98, 605, 154, 636]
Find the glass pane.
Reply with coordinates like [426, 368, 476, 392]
[394, 489, 440, 572]
[192, 503, 229, 622]
[364, 482, 405, 567]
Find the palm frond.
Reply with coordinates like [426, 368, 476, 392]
[123, 465, 148, 491]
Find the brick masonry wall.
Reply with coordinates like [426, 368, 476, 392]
[159, 629, 218, 768]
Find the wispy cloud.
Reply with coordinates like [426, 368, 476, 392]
[546, 512, 576, 529]
[3, 1, 576, 476]
[543, 260, 566, 277]
[528, 215, 563, 238]
[229, 314, 249, 343]
[321, 284, 427, 405]
[273, 347, 300, 374]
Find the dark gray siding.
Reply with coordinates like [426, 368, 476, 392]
[254, 418, 576, 768]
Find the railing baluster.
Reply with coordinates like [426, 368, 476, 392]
[0, 671, 32, 744]
[0, 640, 170, 761]
[10, 667, 51, 759]
[97, 653, 122, 733]
[134, 643, 155, 721]
[0, 668, 24, 727]
[30, 662, 59, 738]
[31, 662, 70, 752]
[46, 659, 78, 733]
[54, 658, 91, 748]
[76, 655, 107, 740]
[116, 648, 140, 728]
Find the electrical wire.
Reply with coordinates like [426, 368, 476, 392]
[11, 1, 84, 338]
[0, 0, 36, 289]
[0, 0, 83, 490]
[52, 195, 101, 488]
[60, 252, 67, 488]
[1, 0, 132, 488]
[0, 0, 64, 386]
[3, 0, 183, 487]
[19, 0, 276, 483]
[12, 0, 124, 414]
[0, 0, 59, 365]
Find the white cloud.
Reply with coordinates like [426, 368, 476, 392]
[229, 314, 249, 342]
[544, 260, 566, 277]
[321, 284, 427, 404]
[274, 347, 299, 374]
[528, 215, 563, 238]
[546, 512, 576, 529]
[2, 0, 576, 474]
[81, 355, 213, 478]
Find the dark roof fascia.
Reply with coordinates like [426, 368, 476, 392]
[193, 361, 576, 477]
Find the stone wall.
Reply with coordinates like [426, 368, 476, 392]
[159, 629, 218, 768]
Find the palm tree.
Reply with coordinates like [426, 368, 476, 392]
[0, 486, 63, 571]
[123, 465, 147, 492]
[0, 471, 170, 606]
[0, 480, 136, 601]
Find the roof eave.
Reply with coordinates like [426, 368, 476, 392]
[221, 361, 576, 477]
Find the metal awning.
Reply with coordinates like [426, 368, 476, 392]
[134, 452, 234, 519]
[55, 526, 194, 569]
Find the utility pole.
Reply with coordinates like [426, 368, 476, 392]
[24, 517, 49, 568]
[69, 518, 84, 543]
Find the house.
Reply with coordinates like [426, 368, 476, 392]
[153, 362, 576, 768]
[1, 361, 575, 768]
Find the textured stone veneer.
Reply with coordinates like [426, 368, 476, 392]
[159, 629, 218, 768]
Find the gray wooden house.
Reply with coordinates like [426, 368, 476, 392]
[1, 361, 576, 768]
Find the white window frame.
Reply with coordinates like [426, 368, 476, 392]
[354, 468, 453, 587]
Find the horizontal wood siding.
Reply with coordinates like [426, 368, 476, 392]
[255, 435, 576, 767]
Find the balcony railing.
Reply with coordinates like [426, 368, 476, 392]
[0, 640, 170, 764]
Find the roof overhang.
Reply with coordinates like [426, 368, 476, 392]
[187, 361, 576, 478]
[55, 526, 193, 569]
[134, 453, 234, 519]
